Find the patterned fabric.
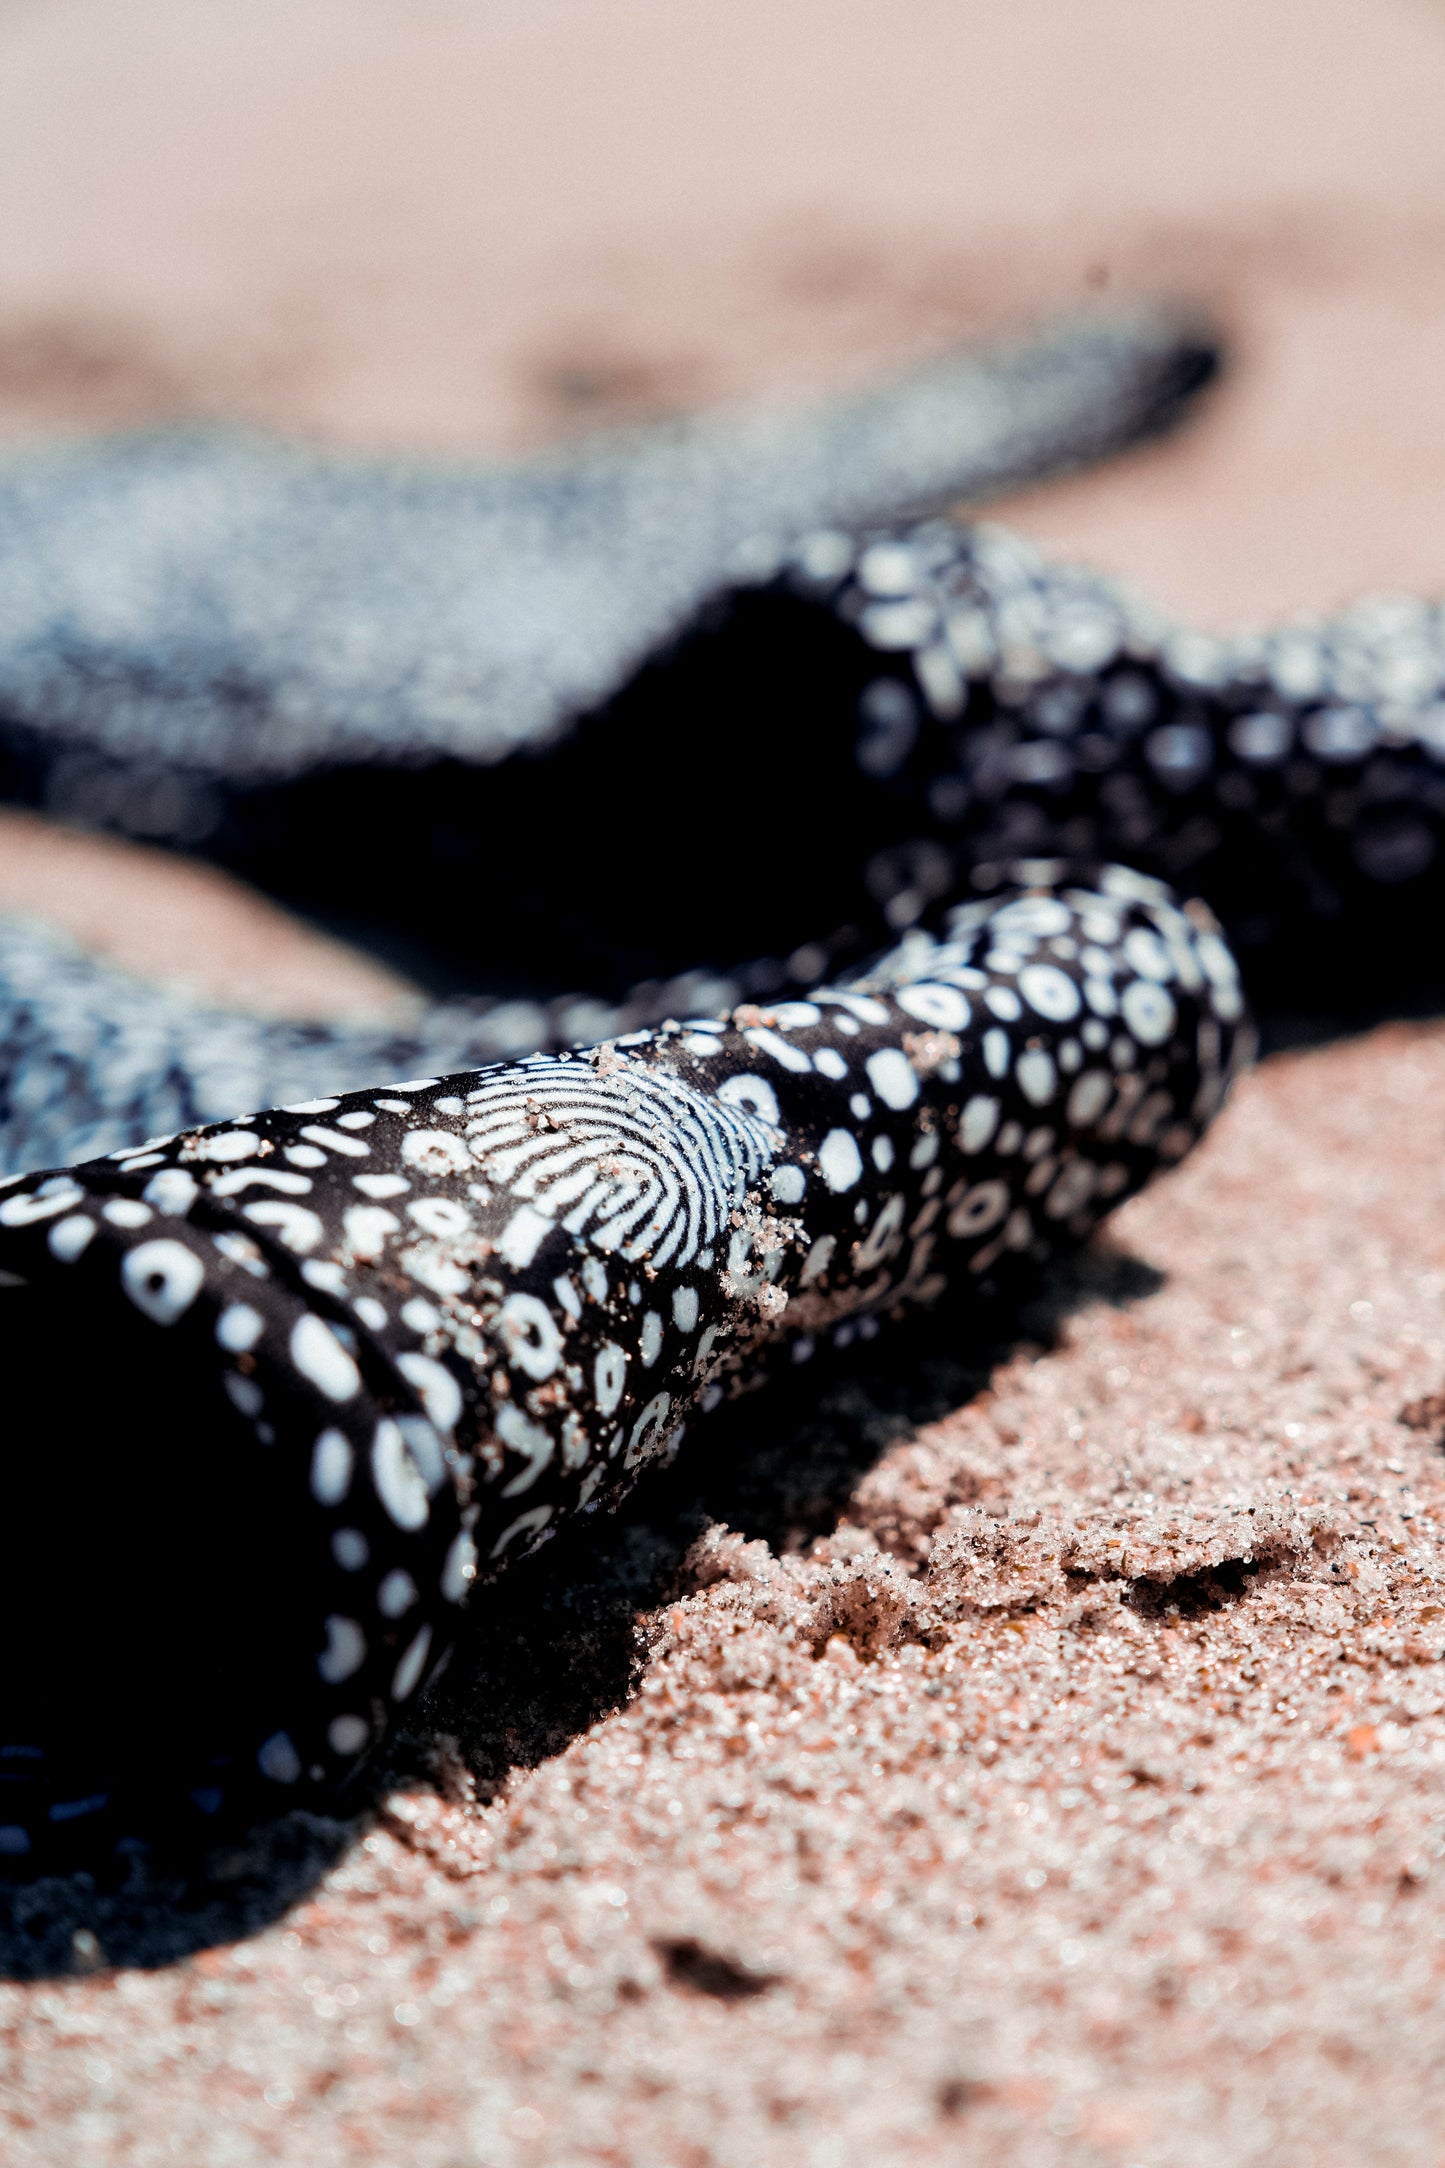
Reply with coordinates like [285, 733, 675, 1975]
[0, 870, 1246, 1864]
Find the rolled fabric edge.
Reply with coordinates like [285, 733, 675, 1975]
[0, 865, 1250, 1869]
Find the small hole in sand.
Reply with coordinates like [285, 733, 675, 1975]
[654, 1937, 775, 2002]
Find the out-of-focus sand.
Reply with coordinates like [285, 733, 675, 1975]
[6, 3, 1445, 2162]
[2, 0, 1445, 622]
[0, 811, 420, 1021]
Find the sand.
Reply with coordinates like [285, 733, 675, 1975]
[0, 811, 420, 1022]
[6, 1, 1445, 2160]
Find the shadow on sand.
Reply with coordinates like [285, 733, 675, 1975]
[0, 1240, 1162, 1981]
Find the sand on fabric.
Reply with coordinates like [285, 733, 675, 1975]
[5, 3, 1445, 2163]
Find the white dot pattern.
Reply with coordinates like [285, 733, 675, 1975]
[0, 869, 1247, 1863]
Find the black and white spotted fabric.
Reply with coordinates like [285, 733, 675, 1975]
[629, 519, 1445, 1004]
[111, 514, 1445, 1011]
[17, 303, 1425, 1871]
[0, 914, 739, 1178]
[0, 310, 1209, 823]
[0, 869, 1248, 1866]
